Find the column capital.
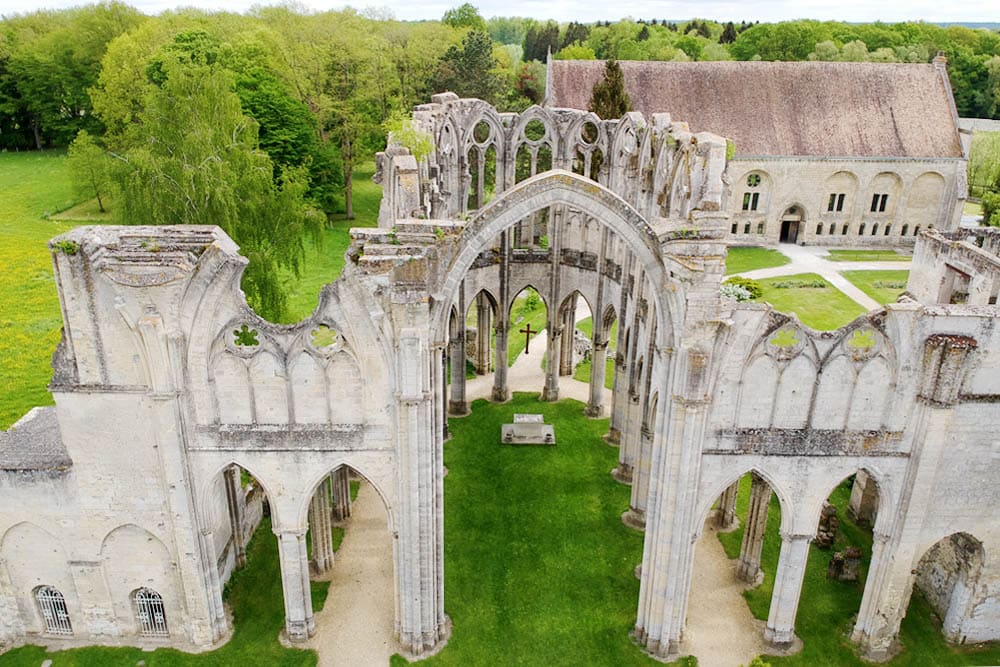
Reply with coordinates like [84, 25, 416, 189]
[273, 527, 307, 538]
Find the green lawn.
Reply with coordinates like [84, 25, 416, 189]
[726, 246, 791, 275]
[824, 249, 910, 262]
[0, 151, 77, 430]
[573, 317, 617, 389]
[419, 394, 680, 665]
[1, 518, 321, 666]
[717, 475, 1000, 666]
[963, 200, 982, 217]
[280, 163, 382, 323]
[754, 273, 866, 330]
[842, 270, 910, 306]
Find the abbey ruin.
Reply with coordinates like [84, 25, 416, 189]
[1, 80, 999, 662]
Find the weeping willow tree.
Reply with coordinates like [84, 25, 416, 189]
[111, 60, 322, 320]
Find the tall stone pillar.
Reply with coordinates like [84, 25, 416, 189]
[542, 317, 560, 401]
[448, 331, 468, 414]
[585, 339, 608, 417]
[493, 229, 510, 402]
[737, 474, 772, 583]
[309, 482, 334, 574]
[622, 426, 653, 530]
[331, 467, 352, 523]
[559, 295, 576, 376]
[474, 294, 492, 374]
[492, 319, 510, 401]
[716, 481, 739, 530]
[276, 529, 315, 641]
[764, 533, 812, 646]
[223, 466, 247, 569]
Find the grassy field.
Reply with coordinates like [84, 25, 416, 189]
[422, 394, 677, 666]
[753, 273, 866, 330]
[963, 200, 982, 217]
[842, 270, 910, 306]
[824, 249, 910, 262]
[1, 518, 321, 666]
[717, 475, 1000, 666]
[281, 164, 382, 323]
[0, 151, 77, 430]
[726, 246, 791, 275]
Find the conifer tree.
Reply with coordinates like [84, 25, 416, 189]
[588, 58, 631, 120]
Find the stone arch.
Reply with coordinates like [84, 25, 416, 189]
[197, 459, 276, 531]
[433, 170, 679, 350]
[906, 171, 946, 228]
[868, 172, 903, 215]
[823, 170, 859, 212]
[696, 466, 794, 537]
[733, 168, 771, 215]
[296, 462, 395, 536]
[736, 354, 780, 428]
[911, 532, 987, 644]
[0, 521, 75, 635]
[99, 524, 179, 637]
[507, 283, 548, 317]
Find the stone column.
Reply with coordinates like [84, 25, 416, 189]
[621, 426, 653, 530]
[559, 296, 576, 376]
[542, 318, 560, 401]
[764, 533, 812, 646]
[474, 294, 491, 374]
[493, 229, 510, 402]
[223, 466, 247, 569]
[737, 473, 772, 583]
[492, 319, 510, 401]
[585, 339, 608, 417]
[448, 331, 468, 415]
[309, 482, 334, 574]
[331, 467, 352, 523]
[276, 528, 315, 641]
[716, 481, 739, 530]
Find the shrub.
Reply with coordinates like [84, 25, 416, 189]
[723, 276, 762, 298]
[772, 279, 826, 289]
[720, 283, 753, 302]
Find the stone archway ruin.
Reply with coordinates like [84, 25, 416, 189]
[4, 93, 1000, 663]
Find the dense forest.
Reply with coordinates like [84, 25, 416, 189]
[2, 2, 1000, 316]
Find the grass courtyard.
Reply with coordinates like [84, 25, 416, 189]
[726, 246, 791, 275]
[751, 273, 866, 331]
[842, 270, 910, 306]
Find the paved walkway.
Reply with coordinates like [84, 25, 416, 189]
[735, 244, 911, 312]
[307, 483, 395, 667]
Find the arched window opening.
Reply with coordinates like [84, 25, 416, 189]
[35, 586, 72, 635]
[133, 588, 169, 637]
[901, 224, 909, 236]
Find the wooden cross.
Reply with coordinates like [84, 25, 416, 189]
[519, 323, 538, 355]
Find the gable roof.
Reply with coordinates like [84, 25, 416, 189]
[547, 60, 963, 159]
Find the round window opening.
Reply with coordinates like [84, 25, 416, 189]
[746, 174, 761, 187]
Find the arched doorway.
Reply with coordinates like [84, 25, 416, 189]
[780, 206, 803, 244]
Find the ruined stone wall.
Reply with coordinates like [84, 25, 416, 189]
[726, 157, 965, 247]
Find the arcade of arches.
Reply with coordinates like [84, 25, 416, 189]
[1, 94, 999, 664]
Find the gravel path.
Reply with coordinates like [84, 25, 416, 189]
[681, 517, 770, 667]
[307, 483, 394, 667]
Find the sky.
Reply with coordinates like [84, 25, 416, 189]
[2, 0, 998, 24]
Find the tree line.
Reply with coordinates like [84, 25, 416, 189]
[3, 2, 1000, 316]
